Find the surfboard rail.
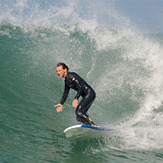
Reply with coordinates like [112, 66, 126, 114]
[64, 124, 112, 138]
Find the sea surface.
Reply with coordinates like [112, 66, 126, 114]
[0, 1, 163, 163]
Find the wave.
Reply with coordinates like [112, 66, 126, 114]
[0, 0, 163, 150]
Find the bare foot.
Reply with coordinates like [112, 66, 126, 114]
[93, 124, 99, 127]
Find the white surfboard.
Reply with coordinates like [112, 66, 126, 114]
[64, 125, 112, 139]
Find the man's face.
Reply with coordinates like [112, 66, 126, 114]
[56, 66, 66, 78]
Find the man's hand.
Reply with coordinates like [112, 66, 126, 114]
[72, 99, 78, 107]
[54, 103, 63, 112]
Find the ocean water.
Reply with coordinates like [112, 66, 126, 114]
[0, 1, 163, 163]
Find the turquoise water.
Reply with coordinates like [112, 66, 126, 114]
[0, 1, 163, 163]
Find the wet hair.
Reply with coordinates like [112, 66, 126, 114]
[56, 62, 69, 71]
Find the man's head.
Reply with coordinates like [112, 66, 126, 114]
[56, 62, 69, 78]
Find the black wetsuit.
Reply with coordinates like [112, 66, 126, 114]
[60, 72, 96, 126]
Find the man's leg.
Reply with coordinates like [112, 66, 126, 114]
[75, 91, 96, 126]
[76, 109, 96, 126]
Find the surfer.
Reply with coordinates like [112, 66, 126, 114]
[54, 62, 97, 126]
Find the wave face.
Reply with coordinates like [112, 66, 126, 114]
[0, 1, 163, 162]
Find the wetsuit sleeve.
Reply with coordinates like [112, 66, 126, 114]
[72, 77, 84, 100]
[59, 83, 70, 105]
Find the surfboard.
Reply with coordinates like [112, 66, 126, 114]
[64, 125, 112, 139]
